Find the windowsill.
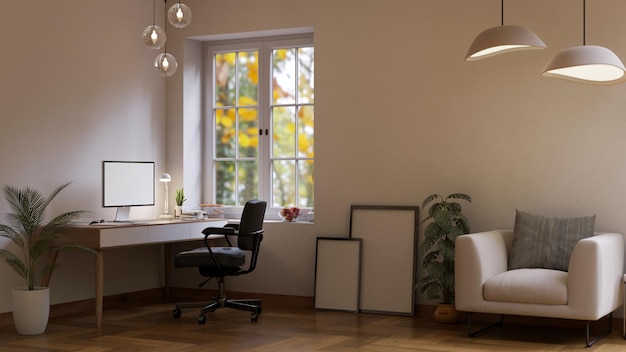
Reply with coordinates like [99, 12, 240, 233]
[227, 219, 314, 224]
[265, 219, 314, 224]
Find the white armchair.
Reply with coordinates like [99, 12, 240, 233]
[455, 230, 624, 347]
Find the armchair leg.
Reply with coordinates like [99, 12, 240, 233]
[585, 312, 612, 348]
[467, 313, 504, 337]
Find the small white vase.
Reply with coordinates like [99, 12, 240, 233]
[174, 206, 182, 218]
[12, 287, 50, 335]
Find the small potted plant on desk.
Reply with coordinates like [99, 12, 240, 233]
[0, 183, 96, 335]
[418, 193, 471, 323]
[175, 188, 186, 218]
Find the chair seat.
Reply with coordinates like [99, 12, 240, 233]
[175, 247, 246, 269]
[483, 268, 568, 305]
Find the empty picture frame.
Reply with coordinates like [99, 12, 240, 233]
[349, 205, 419, 316]
[314, 237, 362, 312]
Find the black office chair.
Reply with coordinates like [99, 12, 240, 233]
[172, 199, 266, 323]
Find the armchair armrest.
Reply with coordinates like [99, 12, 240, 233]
[567, 233, 624, 320]
[455, 230, 510, 311]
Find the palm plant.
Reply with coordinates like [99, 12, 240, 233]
[0, 183, 95, 290]
[418, 193, 471, 305]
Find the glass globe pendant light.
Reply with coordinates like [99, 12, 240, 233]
[167, 1, 192, 29]
[142, 0, 166, 50]
[154, 52, 178, 77]
[142, 25, 166, 50]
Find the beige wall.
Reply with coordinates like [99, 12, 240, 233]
[2, 0, 626, 314]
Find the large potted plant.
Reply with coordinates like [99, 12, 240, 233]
[418, 193, 471, 323]
[0, 182, 95, 335]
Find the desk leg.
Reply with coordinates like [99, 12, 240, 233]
[95, 249, 104, 329]
[164, 243, 172, 299]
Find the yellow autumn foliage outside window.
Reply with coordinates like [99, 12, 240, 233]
[211, 41, 313, 208]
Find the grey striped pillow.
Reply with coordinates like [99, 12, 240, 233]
[508, 210, 595, 271]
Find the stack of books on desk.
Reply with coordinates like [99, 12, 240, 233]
[181, 211, 205, 221]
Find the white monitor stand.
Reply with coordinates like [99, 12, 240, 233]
[114, 207, 131, 222]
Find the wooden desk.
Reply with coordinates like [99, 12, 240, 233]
[43, 218, 228, 328]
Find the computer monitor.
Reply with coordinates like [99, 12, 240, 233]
[102, 161, 155, 221]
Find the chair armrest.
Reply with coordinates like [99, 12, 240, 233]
[567, 233, 624, 319]
[202, 226, 235, 247]
[202, 227, 235, 236]
[455, 230, 510, 311]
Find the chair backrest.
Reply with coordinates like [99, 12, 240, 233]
[237, 199, 266, 251]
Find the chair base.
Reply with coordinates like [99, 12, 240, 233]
[172, 277, 262, 323]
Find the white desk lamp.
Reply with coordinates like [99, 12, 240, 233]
[159, 173, 173, 219]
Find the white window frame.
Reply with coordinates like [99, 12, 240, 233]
[204, 35, 314, 220]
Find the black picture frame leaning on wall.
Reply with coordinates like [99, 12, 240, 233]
[349, 205, 419, 316]
[314, 237, 362, 312]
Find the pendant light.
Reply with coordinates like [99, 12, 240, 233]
[154, 52, 178, 77]
[466, 0, 546, 61]
[167, 1, 192, 29]
[153, 0, 179, 77]
[142, 0, 166, 50]
[542, 0, 626, 85]
[143, 0, 190, 76]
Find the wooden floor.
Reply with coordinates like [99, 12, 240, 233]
[1, 302, 625, 351]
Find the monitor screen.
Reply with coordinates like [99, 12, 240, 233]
[102, 161, 155, 209]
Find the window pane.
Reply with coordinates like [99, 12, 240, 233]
[298, 160, 314, 208]
[272, 159, 295, 207]
[216, 108, 236, 158]
[298, 106, 314, 158]
[209, 39, 312, 210]
[238, 108, 258, 158]
[272, 48, 296, 105]
[238, 160, 258, 204]
[215, 161, 235, 205]
[215, 53, 236, 106]
[272, 106, 296, 158]
[298, 47, 314, 104]
[238, 51, 258, 105]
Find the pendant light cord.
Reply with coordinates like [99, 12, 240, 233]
[500, 0, 504, 26]
[583, 0, 586, 45]
[163, 0, 167, 52]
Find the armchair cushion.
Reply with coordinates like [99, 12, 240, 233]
[484, 268, 567, 305]
[509, 210, 595, 271]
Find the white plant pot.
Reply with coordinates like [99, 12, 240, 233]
[12, 287, 50, 335]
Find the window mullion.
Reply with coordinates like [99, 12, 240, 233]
[258, 42, 271, 204]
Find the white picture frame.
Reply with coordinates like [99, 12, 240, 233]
[349, 205, 419, 316]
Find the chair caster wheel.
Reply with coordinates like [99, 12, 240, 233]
[251, 312, 259, 322]
[198, 314, 206, 325]
[172, 308, 181, 318]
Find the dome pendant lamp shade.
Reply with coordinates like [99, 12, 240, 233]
[541, 0, 626, 85]
[466, 24, 546, 61]
[542, 45, 626, 85]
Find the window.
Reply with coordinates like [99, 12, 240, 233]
[206, 36, 314, 214]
